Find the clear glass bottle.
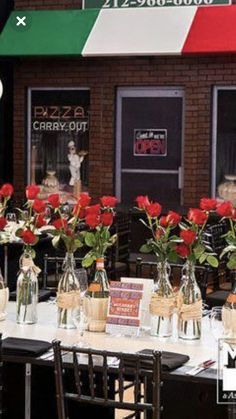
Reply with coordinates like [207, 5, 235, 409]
[16, 249, 38, 324]
[178, 260, 202, 340]
[0, 268, 8, 319]
[150, 260, 174, 337]
[222, 270, 236, 337]
[84, 258, 109, 332]
[57, 252, 80, 329]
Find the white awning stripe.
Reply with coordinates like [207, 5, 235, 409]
[82, 7, 197, 56]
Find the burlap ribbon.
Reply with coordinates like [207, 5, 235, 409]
[222, 306, 236, 336]
[178, 299, 202, 321]
[57, 290, 80, 310]
[22, 257, 41, 275]
[83, 297, 108, 332]
[149, 294, 176, 318]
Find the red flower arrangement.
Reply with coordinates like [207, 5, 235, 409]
[16, 185, 47, 252]
[215, 200, 236, 269]
[135, 195, 181, 263]
[82, 196, 118, 267]
[176, 202, 218, 267]
[46, 192, 91, 254]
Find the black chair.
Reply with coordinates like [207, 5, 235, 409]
[109, 212, 131, 280]
[52, 340, 162, 419]
[203, 222, 230, 307]
[42, 255, 84, 292]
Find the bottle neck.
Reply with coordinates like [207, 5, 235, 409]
[63, 252, 75, 271]
[96, 258, 105, 270]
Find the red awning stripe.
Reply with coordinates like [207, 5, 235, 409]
[182, 5, 236, 55]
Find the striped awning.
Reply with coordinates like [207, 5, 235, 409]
[0, 6, 236, 57]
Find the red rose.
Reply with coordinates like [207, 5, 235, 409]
[155, 227, 164, 239]
[0, 216, 7, 230]
[53, 218, 68, 230]
[21, 229, 37, 245]
[135, 195, 150, 210]
[66, 228, 73, 237]
[85, 213, 100, 229]
[200, 197, 217, 211]
[216, 201, 233, 218]
[26, 185, 40, 200]
[166, 211, 181, 226]
[146, 202, 162, 218]
[47, 194, 60, 209]
[180, 230, 196, 245]
[176, 243, 190, 258]
[86, 204, 101, 215]
[78, 193, 91, 208]
[35, 214, 47, 228]
[159, 216, 168, 227]
[73, 204, 86, 219]
[33, 199, 46, 213]
[101, 212, 113, 226]
[100, 196, 118, 208]
[0, 183, 14, 198]
[187, 208, 208, 225]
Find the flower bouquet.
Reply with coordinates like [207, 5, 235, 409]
[176, 198, 218, 339]
[46, 192, 91, 328]
[135, 195, 181, 337]
[0, 183, 14, 320]
[82, 196, 118, 332]
[215, 200, 236, 337]
[15, 185, 47, 324]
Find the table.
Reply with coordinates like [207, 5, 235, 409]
[0, 302, 231, 419]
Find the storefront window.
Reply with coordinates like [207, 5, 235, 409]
[28, 88, 90, 199]
[213, 87, 236, 198]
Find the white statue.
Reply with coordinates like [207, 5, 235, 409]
[67, 141, 88, 187]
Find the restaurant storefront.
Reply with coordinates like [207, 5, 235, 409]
[0, 1, 236, 209]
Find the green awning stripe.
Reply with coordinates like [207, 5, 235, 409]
[0, 9, 100, 56]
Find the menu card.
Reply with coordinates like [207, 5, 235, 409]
[106, 281, 143, 337]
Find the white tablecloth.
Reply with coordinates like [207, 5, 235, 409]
[0, 302, 218, 368]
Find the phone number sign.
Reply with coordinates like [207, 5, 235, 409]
[83, 0, 230, 8]
[134, 129, 167, 156]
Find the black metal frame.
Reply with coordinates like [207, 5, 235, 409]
[52, 340, 162, 419]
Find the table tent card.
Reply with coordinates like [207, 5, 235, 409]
[106, 281, 143, 337]
[121, 277, 154, 329]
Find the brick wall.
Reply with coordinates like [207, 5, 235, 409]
[13, 54, 236, 206]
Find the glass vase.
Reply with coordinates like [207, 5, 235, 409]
[178, 260, 202, 340]
[16, 249, 38, 324]
[150, 260, 175, 337]
[222, 270, 236, 338]
[57, 252, 80, 329]
[84, 258, 109, 332]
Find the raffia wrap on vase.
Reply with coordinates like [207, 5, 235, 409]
[178, 298, 202, 321]
[83, 297, 109, 332]
[57, 291, 80, 310]
[21, 257, 41, 275]
[0, 287, 9, 320]
[149, 294, 176, 318]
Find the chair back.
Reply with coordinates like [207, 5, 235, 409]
[52, 340, 162, 419]
[42, 255, 83, 291]
[109, 212, 132, 279]
[135, 257, 208, 300]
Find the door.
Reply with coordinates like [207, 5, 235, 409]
[116, 87, 184, 208]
